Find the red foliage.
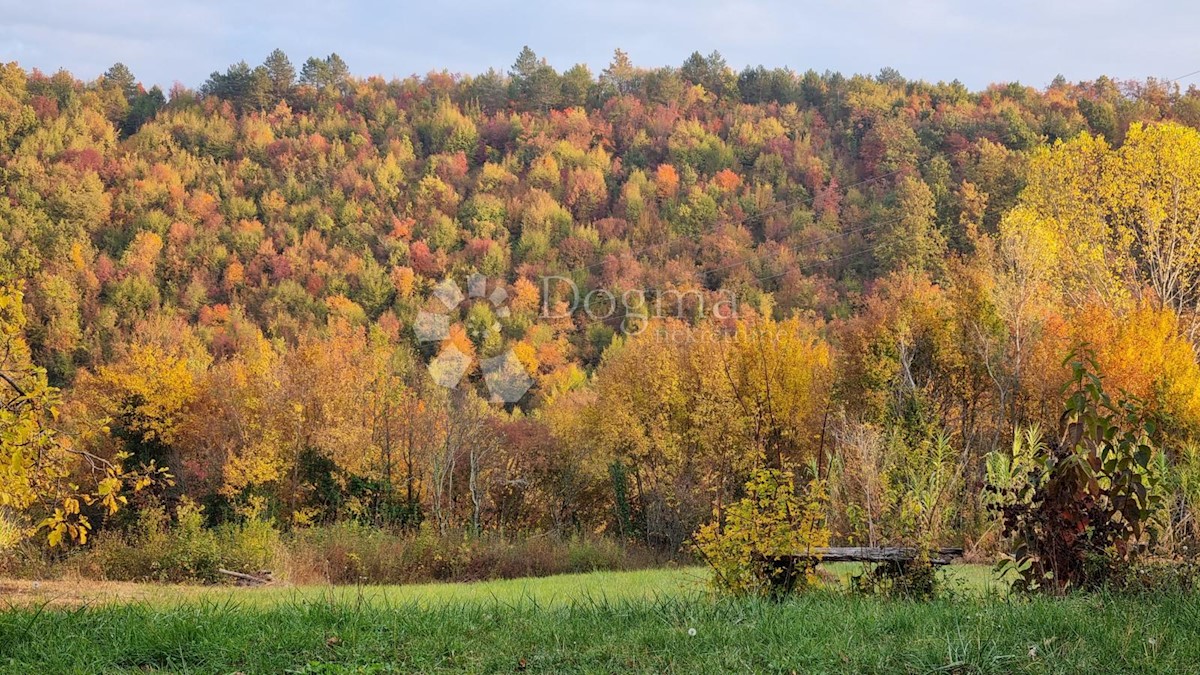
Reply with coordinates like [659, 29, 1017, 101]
[409, 240, 440, 277]
[29, 95, 58, 120]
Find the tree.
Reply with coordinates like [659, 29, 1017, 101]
[876, 67, 906, 87]
[123, 85, 164, 135]
[201, 61, 269, 111]
[418, 98, 478, 156]
[876, 176, 946, 275]
[1012, 122, 1200, 338]
[1111, 122, 1200, 338]
[560, 63, 593, 108]
[509, 46, 560, 111]
[300, 53, 350, 94]
[976, 207, 1056, 434]
[1008, 132, 1123, 306]
[720, 314, 834, 470]
[599, 49, 638, 97]
[427, 387, 495, 533]
[584, 316, 833, 549]
[1075, 303, 1200, 432]
[102, 63, 138, 102]
[466, 68, 509, 113]
[680, 50, 736, 98]
[262, 48, 296, 101]
[76, 341, 202, 474]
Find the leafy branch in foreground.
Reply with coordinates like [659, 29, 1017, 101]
[0, 282, 168, 548]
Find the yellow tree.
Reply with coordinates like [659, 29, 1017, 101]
[1015, 132, 1125, 308]
[588, 320, 696, 546]
[1013, 121, 1200, 332]
[82, 343, 200, 447]
[962, 205, 1066, 438]
[585, 315, 834, 547]
[1110, 122, 1200, 338]
[1073, 302, 1200, 433]
[876, 176, 946, 275]
[181, 332, 289, 502]
[720, 313, 834, 471]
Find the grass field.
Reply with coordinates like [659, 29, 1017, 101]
[1, 565, 1197, 673]
[0, 563, 1002, 608]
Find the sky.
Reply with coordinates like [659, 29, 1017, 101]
[2, 0, 1198, 92]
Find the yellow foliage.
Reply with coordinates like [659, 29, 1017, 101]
[1013, 122, 1200, 317]
[1, 283, 164, 548]
[391, 265, 416, 298]
[694, 469, 830, 596]
[586, 316, 834, 541]
[527, 153, 561, 192]
[510, 277, 541, 315]
[1075, 303, 1200, 430]
[86, 343, 198, 445]
[511, 340, 540, 374]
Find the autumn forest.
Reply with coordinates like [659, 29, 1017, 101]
[2, 46, 1200, 585]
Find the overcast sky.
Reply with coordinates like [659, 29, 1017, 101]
[2, 0, 1198, 91]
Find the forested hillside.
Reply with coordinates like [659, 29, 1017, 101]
[3, 47, 1200, 555]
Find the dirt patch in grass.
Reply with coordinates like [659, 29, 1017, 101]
[0, 577, 224, 607]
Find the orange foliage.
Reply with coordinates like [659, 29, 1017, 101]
[655, 164, 680, 199]
[713, 168, 741, 192]
[1074, 303, 1200, 428]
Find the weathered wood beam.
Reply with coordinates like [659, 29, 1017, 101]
[217, 568, 272, 585]
[785, 547, 964, 565]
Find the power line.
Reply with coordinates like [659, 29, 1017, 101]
[697, 222, 874, 278]
[696, 210, 914, 281]
[754, 241, 885, 284]
[690, 213, 910, 293]
[1168, 68, 1200, 83]
[744, 65, 1200, 287]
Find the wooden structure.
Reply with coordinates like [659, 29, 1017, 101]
[755, 546, 964, 595]
[806, 546, 964, 566]
[217, 568, 274, 586]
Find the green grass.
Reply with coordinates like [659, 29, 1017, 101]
[181, 566, 713, 608]
[65, 563, 1000, 609]
[1, 565, 1197, 673]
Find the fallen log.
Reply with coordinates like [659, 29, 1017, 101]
[794, 546, 965, 566]
[217, 568, 272, 585]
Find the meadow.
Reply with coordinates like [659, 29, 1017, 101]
[2, 565, 1197, 673]
[5, 38, 1200, 675]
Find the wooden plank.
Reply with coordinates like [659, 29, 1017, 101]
[786, 546, 964, 565]
[217, 568, 272, 585]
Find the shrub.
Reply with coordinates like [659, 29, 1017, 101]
[283, 523, 654, 585]
[844, 428, 961, 598]
[1107, 558, 1200, 594]
[985, 352, 1164, 593]
[849, 551, 941, 599]
[88, 498, 281, 583]
[694, 468, 830, 598]
[1160, 442, 1200, 553]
